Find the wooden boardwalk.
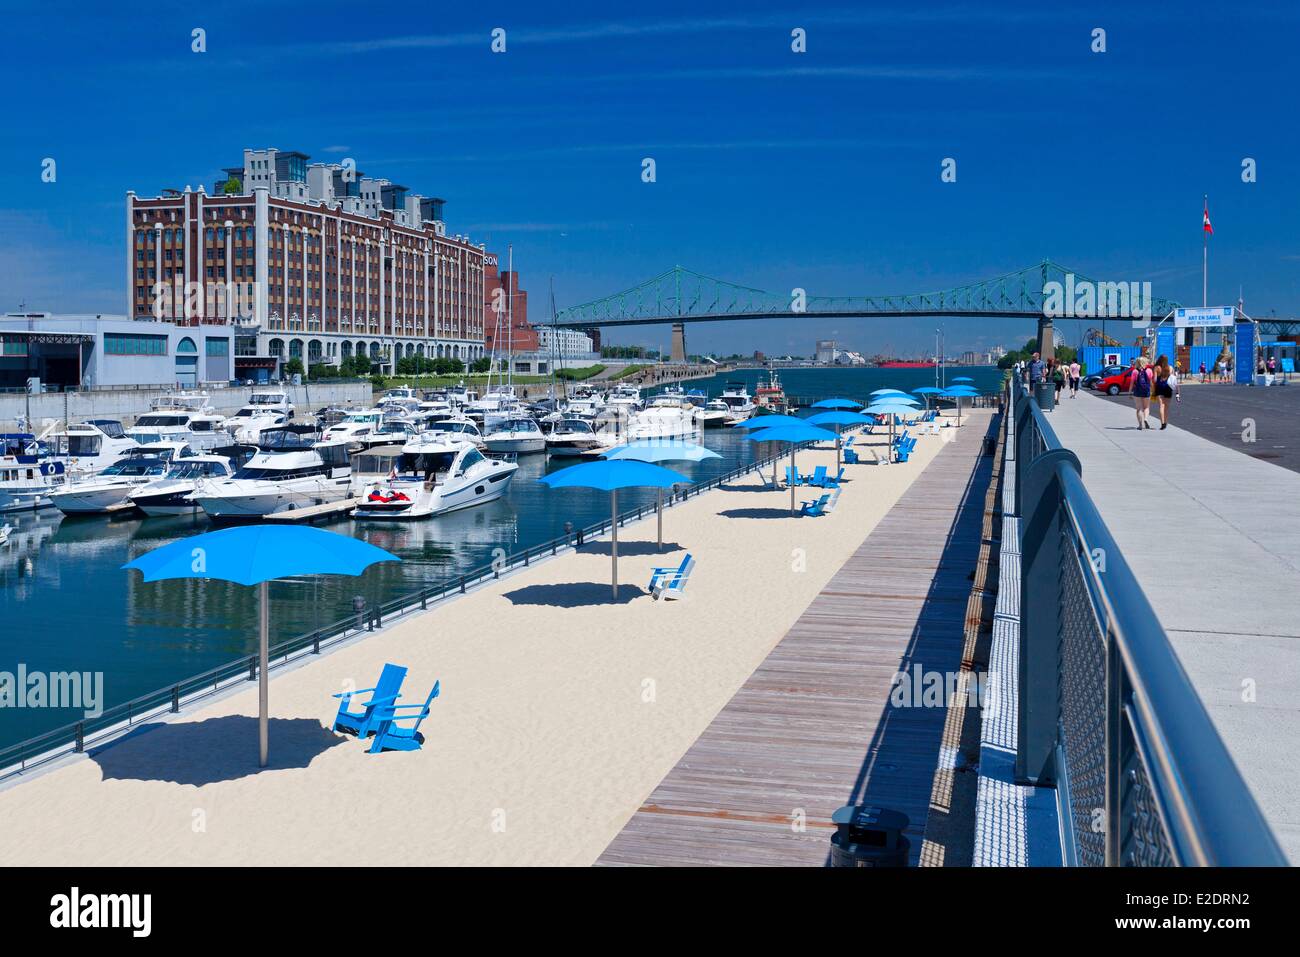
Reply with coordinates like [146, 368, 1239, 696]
[597, 421, 997, 866]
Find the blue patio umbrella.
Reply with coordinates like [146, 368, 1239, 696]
[912, 386, 945, 410]
[941, 386, 979, 427]
[952, 376, 974, 382]
[870, 388, 912, 397]
[866, 401, 924, 460]
[729, 414, 805, 429]
[807, 410, 874, 471]
[730, 414, 807, 485]
[810, 397, 863, 410]
[602, 442, 721, 547]
[746, 422, 840, 514]
[538, 459, 691, 597]
[123, 525, 400, 767]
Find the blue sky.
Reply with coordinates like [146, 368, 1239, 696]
[1, 1, 1297, 355]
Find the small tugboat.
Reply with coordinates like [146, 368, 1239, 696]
[753, 368, 789, 415]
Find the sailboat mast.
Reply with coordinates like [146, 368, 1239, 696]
[506, 244, 514, 391]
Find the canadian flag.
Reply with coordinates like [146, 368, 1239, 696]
[1203, 199, 1213, 235]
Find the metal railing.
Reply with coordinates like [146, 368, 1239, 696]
[0, 445, 800, 781]
[1008, 379, 1286, 866]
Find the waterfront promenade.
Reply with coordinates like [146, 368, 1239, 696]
[1048, 393, 1300, 862]
[0, 414, 988, 866]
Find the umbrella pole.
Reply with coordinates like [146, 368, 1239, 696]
[258, 580, 269, 768]
[656, 487, 663, 549]
[836, 425, 842, 473]
[611, 489, 618, 598]
[790, 446, 796, 515]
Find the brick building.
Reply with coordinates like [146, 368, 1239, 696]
[127, 147, 489, 376]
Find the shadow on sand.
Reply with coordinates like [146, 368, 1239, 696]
[716, 507, 798, 520]
[579, 540, 683, 557]
[503, 582, 643, 606]
[90, 715, 346, 786]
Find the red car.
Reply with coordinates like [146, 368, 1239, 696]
[1096, 368, 1136, 395]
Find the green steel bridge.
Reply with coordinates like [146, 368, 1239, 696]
[553, 259, 1182, 329]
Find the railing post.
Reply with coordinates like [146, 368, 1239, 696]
[248, 659, 257, 681]
[1015, 448, 1082, 786]
[171, 686, 180, 713]
[1106, 628, 1125, 866]
[74, 722, 84, 753]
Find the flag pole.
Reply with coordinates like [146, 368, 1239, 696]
[1203, 194, 1208, 309]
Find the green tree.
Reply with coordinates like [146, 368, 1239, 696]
[470, 357, 492, 374]
[283, 357, 304, 376]
[222, 176, 241, 195]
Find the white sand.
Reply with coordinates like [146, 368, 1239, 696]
[0, 421, 969, 866]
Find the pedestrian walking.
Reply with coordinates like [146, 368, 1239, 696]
[1153, 354, 1177, 430]
[1051, 359, 1066, 399]
[1068, 359, 1081, 397]
[1131, 356, 1154, 429]
[1028, 351, 1045, 384]
[1199, 361, 1207, 383]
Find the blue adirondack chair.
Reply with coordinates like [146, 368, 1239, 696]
[784, 465, 803, 486]
[332, 663, 407, 738]
[896, 437, 918, 463]
[800, 493, 831, 516]
[367, 681, 441, 754]
[820, 467, 845, 488]
[649, 553, 695, 600]
[806, 465, 827, 488]
[844, 447, 860, 465]
[843, 435, 855, 449]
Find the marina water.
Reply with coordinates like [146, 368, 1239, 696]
[0, 366, 1001, 748]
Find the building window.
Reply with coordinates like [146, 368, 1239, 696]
[205, 338, 229, 356]
[105, 333, 167, 356]
[2, 336, 28, 356]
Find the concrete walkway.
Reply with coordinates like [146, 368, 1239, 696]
[1048, 393, 1300, 862]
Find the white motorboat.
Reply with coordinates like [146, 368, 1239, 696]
[482, 416, 546, 455]
[352, 433, 518, 520]
[465, 386, 521, 422]
[321, 409, 409, 451]
[0, 432, 68, 512]
[125, 409, 230, 451]
[126, 451, 242, 516]
[50, 443, 190, 515]
[718, 381, 756, 422]
[628, 395, 703, 441]
[604, 385, 643, 413]
[545, 418, 609, 457]
[247, 388, 295, 417]
[224, 403, 292, 444]
[48, 420, 138, 476]
[697, 399, 731, 428]
[420, 417, 486, 448]
[192, 430, 352, 520]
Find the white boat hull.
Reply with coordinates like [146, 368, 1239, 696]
[50, 484, 135, 514]
[484, 436, 545, 455]
[352, 464, 517, 520]
[196, 477, 352, 519]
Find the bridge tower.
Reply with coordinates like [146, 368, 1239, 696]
[1036, 317, 1056, 361]
[670, 323, 687, 363]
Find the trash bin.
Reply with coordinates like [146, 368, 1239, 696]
[829, 804, 910, 867]
[1034, 381, 1055, 411]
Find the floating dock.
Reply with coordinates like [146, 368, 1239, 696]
[261, 498, 359, 523]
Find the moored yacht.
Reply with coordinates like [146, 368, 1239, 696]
[482, 416, 546, 454]
[0, 433, 67, 512]
[225, 403, 291, 444]
[50, 420, 138, 476]
[718, 381, 756, 422]
[544, 418, 608, 457]
[50, 443, 191, 515]
[627, 394, 703, 441]
[698, 399, 731, 428]
[192, 430, 352, 520]
[321, 409, 408, 450]
[126, 449, 249, 516]
[352, 433, 518, 520]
